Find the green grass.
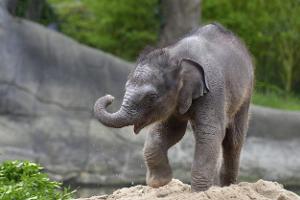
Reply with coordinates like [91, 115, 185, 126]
[252, 92, 300, 111]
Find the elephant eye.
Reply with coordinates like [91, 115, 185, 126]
[145, 92, 158, 102]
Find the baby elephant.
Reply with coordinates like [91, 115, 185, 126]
[94, 23, 254, 191]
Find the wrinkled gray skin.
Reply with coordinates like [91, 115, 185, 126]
[94, 23, 254, 191]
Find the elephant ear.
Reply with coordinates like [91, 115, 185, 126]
[177, 58, 209, 114]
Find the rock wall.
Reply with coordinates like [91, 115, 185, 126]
[0, 1, 299, 187]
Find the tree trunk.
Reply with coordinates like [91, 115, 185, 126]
[158, 0, 201, 47]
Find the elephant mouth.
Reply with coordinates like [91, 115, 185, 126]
[133, 120, 152, 134]
[134, 115, 165, 134]
[133, 123, 145, 134]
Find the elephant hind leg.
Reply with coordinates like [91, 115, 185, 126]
[220, 99, 250, 186]
[143, 115, 188, 188]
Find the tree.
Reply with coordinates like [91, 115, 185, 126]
[47, 0, 159, 61]
[273, 0, 300, 94]
[6, 0, 56, 25]
[158, 0, 201, 46]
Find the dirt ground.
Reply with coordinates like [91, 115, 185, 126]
[77, 179, 300, 200]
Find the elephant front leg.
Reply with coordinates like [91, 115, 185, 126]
[143, 116, 187, 188]
[191, 125, 224, 192]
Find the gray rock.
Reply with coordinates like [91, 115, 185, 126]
[0, 2, 299, 189]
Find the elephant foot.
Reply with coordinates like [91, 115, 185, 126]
[220, 175, 237, 187]
[191, 181, 212, 192]
[191, 175, 213, 192]
[146, 168, 172, 188]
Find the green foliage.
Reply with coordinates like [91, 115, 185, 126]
[14, 0, 57, 25]
[0, 160, 75, 200]
[48, 0, 159, 60]
[202, 0, 300, 94]
[14, 0, 31, 16]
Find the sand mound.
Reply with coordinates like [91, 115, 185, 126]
[78, 179, 300, 200]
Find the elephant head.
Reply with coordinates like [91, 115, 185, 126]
[94, 49, 209, 134]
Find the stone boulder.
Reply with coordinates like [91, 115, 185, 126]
[0, 0, 299, 190]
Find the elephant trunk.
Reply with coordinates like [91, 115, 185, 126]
[93, 95, 135, 128]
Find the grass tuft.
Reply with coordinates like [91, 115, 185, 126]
[252, 92, 300, 111]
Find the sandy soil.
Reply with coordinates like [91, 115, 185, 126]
[77, 179, 300, 200]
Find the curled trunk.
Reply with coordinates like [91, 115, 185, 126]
[94, 95, 134, 128]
